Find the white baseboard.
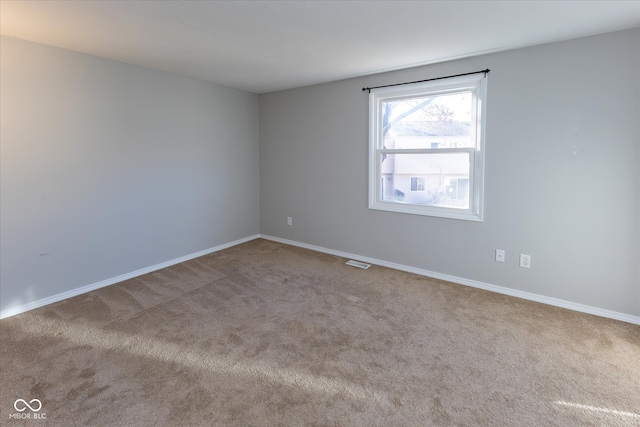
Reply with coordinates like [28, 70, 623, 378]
[0, 235, 260, 320]
[4, 233, 638, 326]
[259, 234, 640, 326]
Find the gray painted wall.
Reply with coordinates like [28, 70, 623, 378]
[260, 29, 640, 316]
[2, 30, 638, 319]
[1, 37, 260, 314]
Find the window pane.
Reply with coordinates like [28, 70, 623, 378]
[381, 152, 470, 209]
[382, 92, 473, 149]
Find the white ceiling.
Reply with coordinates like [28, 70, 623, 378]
[1, 1, 638, 94]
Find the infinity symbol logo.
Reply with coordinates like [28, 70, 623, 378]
[14, 399, 42, 412]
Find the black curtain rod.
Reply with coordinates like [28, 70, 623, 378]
[362, 69, 490, 92]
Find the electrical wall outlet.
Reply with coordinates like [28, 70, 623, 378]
[287, 217, 292, 226]
[520, 254, 531, 268]
[495, 249, 505, 262]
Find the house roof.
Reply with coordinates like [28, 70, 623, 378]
[392, 121, 471, 138]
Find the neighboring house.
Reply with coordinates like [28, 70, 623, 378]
[381, 120, 471, 208]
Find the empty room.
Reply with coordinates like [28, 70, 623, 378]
[1, 1, 639, 425]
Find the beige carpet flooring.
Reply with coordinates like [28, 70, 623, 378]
[1, 238, 639, 426]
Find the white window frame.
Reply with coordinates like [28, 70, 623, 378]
[368, 73, 487, 221]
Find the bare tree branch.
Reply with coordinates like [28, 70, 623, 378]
[383, 98, 435, 136]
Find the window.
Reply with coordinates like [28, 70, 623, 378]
[410, 176, 425, 191]
[368, 73, 487, 221]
